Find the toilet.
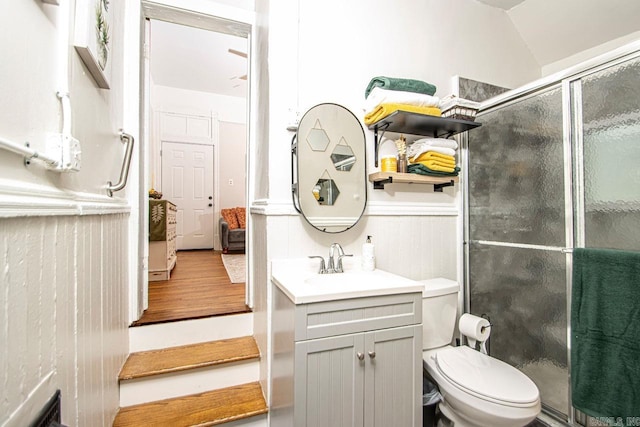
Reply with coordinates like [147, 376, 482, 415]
[420, 278, 541, 427]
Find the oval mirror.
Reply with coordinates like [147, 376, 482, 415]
[293, 103, 367, 233]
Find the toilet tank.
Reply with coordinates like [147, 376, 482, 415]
[420, 278, 459, 350]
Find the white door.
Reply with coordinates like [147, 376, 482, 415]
[162, 141, 214, 250]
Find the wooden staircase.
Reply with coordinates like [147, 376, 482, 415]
[114, 314, 267, 426]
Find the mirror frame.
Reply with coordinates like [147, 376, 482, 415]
[291, 103, 367, 233]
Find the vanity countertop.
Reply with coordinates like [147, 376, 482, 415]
[271, 257, 423, 304]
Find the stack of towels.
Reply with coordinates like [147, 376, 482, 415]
[363, 76, 441, 126]
[407, 138, 459, 177]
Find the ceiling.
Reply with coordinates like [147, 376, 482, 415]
[477, 0, 640, 67]
[149, 1, 640, 97]
[150, 20, 248, 98]
[476, 0, 526, 10]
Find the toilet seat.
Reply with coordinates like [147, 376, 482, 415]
[435, 346, 539, 407]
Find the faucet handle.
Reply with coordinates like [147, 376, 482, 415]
[336, 254, 353, 273]
[308, 256, 327, 274]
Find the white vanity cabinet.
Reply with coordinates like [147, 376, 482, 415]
[271, 284, 423, 427]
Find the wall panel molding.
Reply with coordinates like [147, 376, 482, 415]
[250, 198, 459, 217]
[0, 178, 130, 218]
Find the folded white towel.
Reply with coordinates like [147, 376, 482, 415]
[412, 137, 458, 150]
[407, 143, 456, 159]
[364, 87, 440, 112]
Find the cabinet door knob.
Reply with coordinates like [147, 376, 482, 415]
[357, 352, 365, 361]
[368, 351, 376, 359]
[208, 203, 213, 207]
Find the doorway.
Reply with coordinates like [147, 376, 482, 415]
[161, 141, 215, 250]
[137, 3, 253, 323]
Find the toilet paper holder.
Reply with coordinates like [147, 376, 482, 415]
[480, 313, 492, 333]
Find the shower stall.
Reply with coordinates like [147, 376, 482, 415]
[464, 43, 640, 424]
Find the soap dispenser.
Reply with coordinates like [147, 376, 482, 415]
[362, 236, 375, 272]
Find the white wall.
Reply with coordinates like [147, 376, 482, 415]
[266, 0, 541, 204]
[152, 84, 247, 123]
[219, 121, 247, 209]
[0, 1, 131, 426]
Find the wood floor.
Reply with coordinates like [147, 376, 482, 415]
[133, 250, 249, 326]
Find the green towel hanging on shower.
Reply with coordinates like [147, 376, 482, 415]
[571, 248, 640, 421]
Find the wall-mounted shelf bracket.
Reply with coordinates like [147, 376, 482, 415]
[433, 180, 455, 192]
[372, 176, 393, 189]
[373, 123, 389, 167]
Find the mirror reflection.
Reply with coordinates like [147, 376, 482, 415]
[306, 120, 330, 151]
[293, 103, 367, 233]
[330, 137, 356, 171]
[313, 176, 340, 206]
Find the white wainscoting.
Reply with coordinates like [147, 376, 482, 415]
[263, 213, 458, 281]
[0, 213, 129, 427]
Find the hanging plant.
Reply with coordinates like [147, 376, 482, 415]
[95, 4, 110, 70]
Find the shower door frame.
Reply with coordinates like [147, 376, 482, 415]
[462, 40, 640, 426]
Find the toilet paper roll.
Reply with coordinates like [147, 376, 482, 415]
[459, 313, 491, 345]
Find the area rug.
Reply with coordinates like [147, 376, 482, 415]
[221, 254, 246, 284]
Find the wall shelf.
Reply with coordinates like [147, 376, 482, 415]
[368, 172, 458, 192]
[369, 111, 481, 167]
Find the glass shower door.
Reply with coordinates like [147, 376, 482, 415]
[467, 85, 571, 418]
[575, 55, 640, 251]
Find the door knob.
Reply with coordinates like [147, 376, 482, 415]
[368, 351, 376, 359]
[357, 352, 365, 361]
[209, 196, 213, 200]
[208, 203, 213, 207]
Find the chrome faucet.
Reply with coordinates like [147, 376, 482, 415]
[327, 243, 353, 273]
[309, 243, 353, 274]
[327, 243, 343, 273]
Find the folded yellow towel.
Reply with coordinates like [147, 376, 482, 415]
[413, 160, 456, 173]
[410, 151, 456, 166]
[364, 103, 441, 125]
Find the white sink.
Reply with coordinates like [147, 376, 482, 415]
[304, 270, 390, 287]
[271, 257, 423, 304]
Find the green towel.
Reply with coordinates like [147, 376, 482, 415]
[365, 76, 436, 98]
[407, 163, 459, 177]
[571, 248, 640, 421]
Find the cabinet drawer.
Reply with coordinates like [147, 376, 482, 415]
[294, 292, 421, 341]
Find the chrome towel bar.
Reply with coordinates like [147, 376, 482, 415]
[472, 240, 574, 253]
[107, 131, 135, 197]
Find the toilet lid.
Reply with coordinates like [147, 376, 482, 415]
[435, 346, 539, 405]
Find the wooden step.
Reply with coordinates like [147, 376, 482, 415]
[119, 336, 259, 380]
[113, 382, 267, 427]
